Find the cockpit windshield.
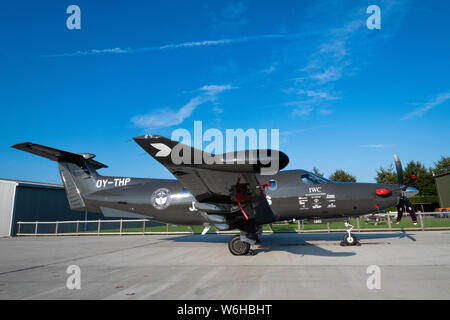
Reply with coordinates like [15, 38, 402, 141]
[301, 173, 330, 185]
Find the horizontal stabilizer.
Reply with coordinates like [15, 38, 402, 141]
[12, 142, 108, 169]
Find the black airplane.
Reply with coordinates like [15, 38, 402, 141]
[12, 135, 419, 255]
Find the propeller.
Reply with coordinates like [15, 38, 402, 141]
[393, 154, 418, 225]
[393, 154, 403, 185]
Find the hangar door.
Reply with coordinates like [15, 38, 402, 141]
[0, 180, 17, 237]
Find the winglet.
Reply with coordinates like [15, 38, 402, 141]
[133, 134, 206, 167]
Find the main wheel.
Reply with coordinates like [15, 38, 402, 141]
[228, 235, 251, 255]
[343, 233, 357, 246]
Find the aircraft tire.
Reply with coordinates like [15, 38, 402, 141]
[228, 235, 251, 255]
[342, 233, 357, 246]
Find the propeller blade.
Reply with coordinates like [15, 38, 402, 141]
[404, 197, 418, 225]
[393, 155, 418, 225]
[393, 154, 403, 186]
[396, 197, 405, 223]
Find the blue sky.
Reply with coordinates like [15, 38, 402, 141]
[1, 0, 449, 183]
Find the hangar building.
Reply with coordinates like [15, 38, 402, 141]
[435, 172, 450, 208]
[0, 178, 107, 237]
[0, 178, 152, 237]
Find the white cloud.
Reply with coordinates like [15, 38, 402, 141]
[282, 16, 364, 117]
[295, 18, 360, 85]
[318, 40, 347, 61]
[402, 92, 450, 120]
[317, 108, 333, 115]
[283, 88, 339, 117]
[303, 66, 344, 84]
[224, 1, 248, 19]
[199, 85, 237, 96]
[292, 106, 314, 116]
[131, 85, 236, 129]
[283, 1, 409, 118]
[212, 105, 224, 114]
[283, 100, 315, 116]
[297, 89, 339, 100]
[261, 65, 277, 74]
[281, 126, 321, 136]
[43, 33, 310, 58]
[360, 144, 393, 148]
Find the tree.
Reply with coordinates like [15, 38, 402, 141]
[312, 167, 324, 177]
[403, 161, 436, 196]
[375, 159, 439, 197]
[433, 156, 450, 175]
[329, 169, 356, 182]
[375, 164, 398, 184]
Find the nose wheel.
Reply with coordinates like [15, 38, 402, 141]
[340, 221, 360, 246]
[228, 234, 253, 255]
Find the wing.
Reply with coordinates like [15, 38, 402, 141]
[133, 134, 287, 224]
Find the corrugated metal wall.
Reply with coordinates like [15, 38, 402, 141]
[436, 173, 450, 208]
[0, 180, 17, 236]
[11, 184, 104, 235]
[2, 180, 163, 236]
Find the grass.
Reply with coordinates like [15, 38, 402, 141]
[84, 217, 450, 234]
[422, 218, 450, 227]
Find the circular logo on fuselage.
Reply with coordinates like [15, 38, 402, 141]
[151, 188, 171, 210]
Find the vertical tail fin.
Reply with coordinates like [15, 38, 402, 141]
[11, 142, 108, 211]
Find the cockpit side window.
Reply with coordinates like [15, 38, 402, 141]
[266, 179, 277, 191]
[301, 173, 329, 185]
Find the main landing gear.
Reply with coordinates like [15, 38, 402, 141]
[228, 235, 254, 255]
[228, 221, 260, 256]
[340, 221, 360, 246]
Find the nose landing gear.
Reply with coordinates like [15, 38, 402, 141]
[340, 221, 360, 246]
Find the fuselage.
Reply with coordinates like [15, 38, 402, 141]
[82, 169, 402, 227]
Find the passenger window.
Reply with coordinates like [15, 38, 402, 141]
[301, 173, 329, 185]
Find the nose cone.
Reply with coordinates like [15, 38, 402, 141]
[404, 186, 419, 198]
[374, 184, 402, 211]
[375, 184, 402, 197]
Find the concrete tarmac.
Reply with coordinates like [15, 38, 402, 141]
[0, 231, 449, 299]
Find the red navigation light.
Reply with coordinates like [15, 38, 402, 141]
[376, 188, 391, 196]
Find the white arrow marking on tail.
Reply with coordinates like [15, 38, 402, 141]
[151, 143, 171, 157]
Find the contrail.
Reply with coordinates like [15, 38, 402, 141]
[42, 32, 310, 57]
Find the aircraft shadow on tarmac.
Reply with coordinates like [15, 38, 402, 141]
[164, 232, 417, 256]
